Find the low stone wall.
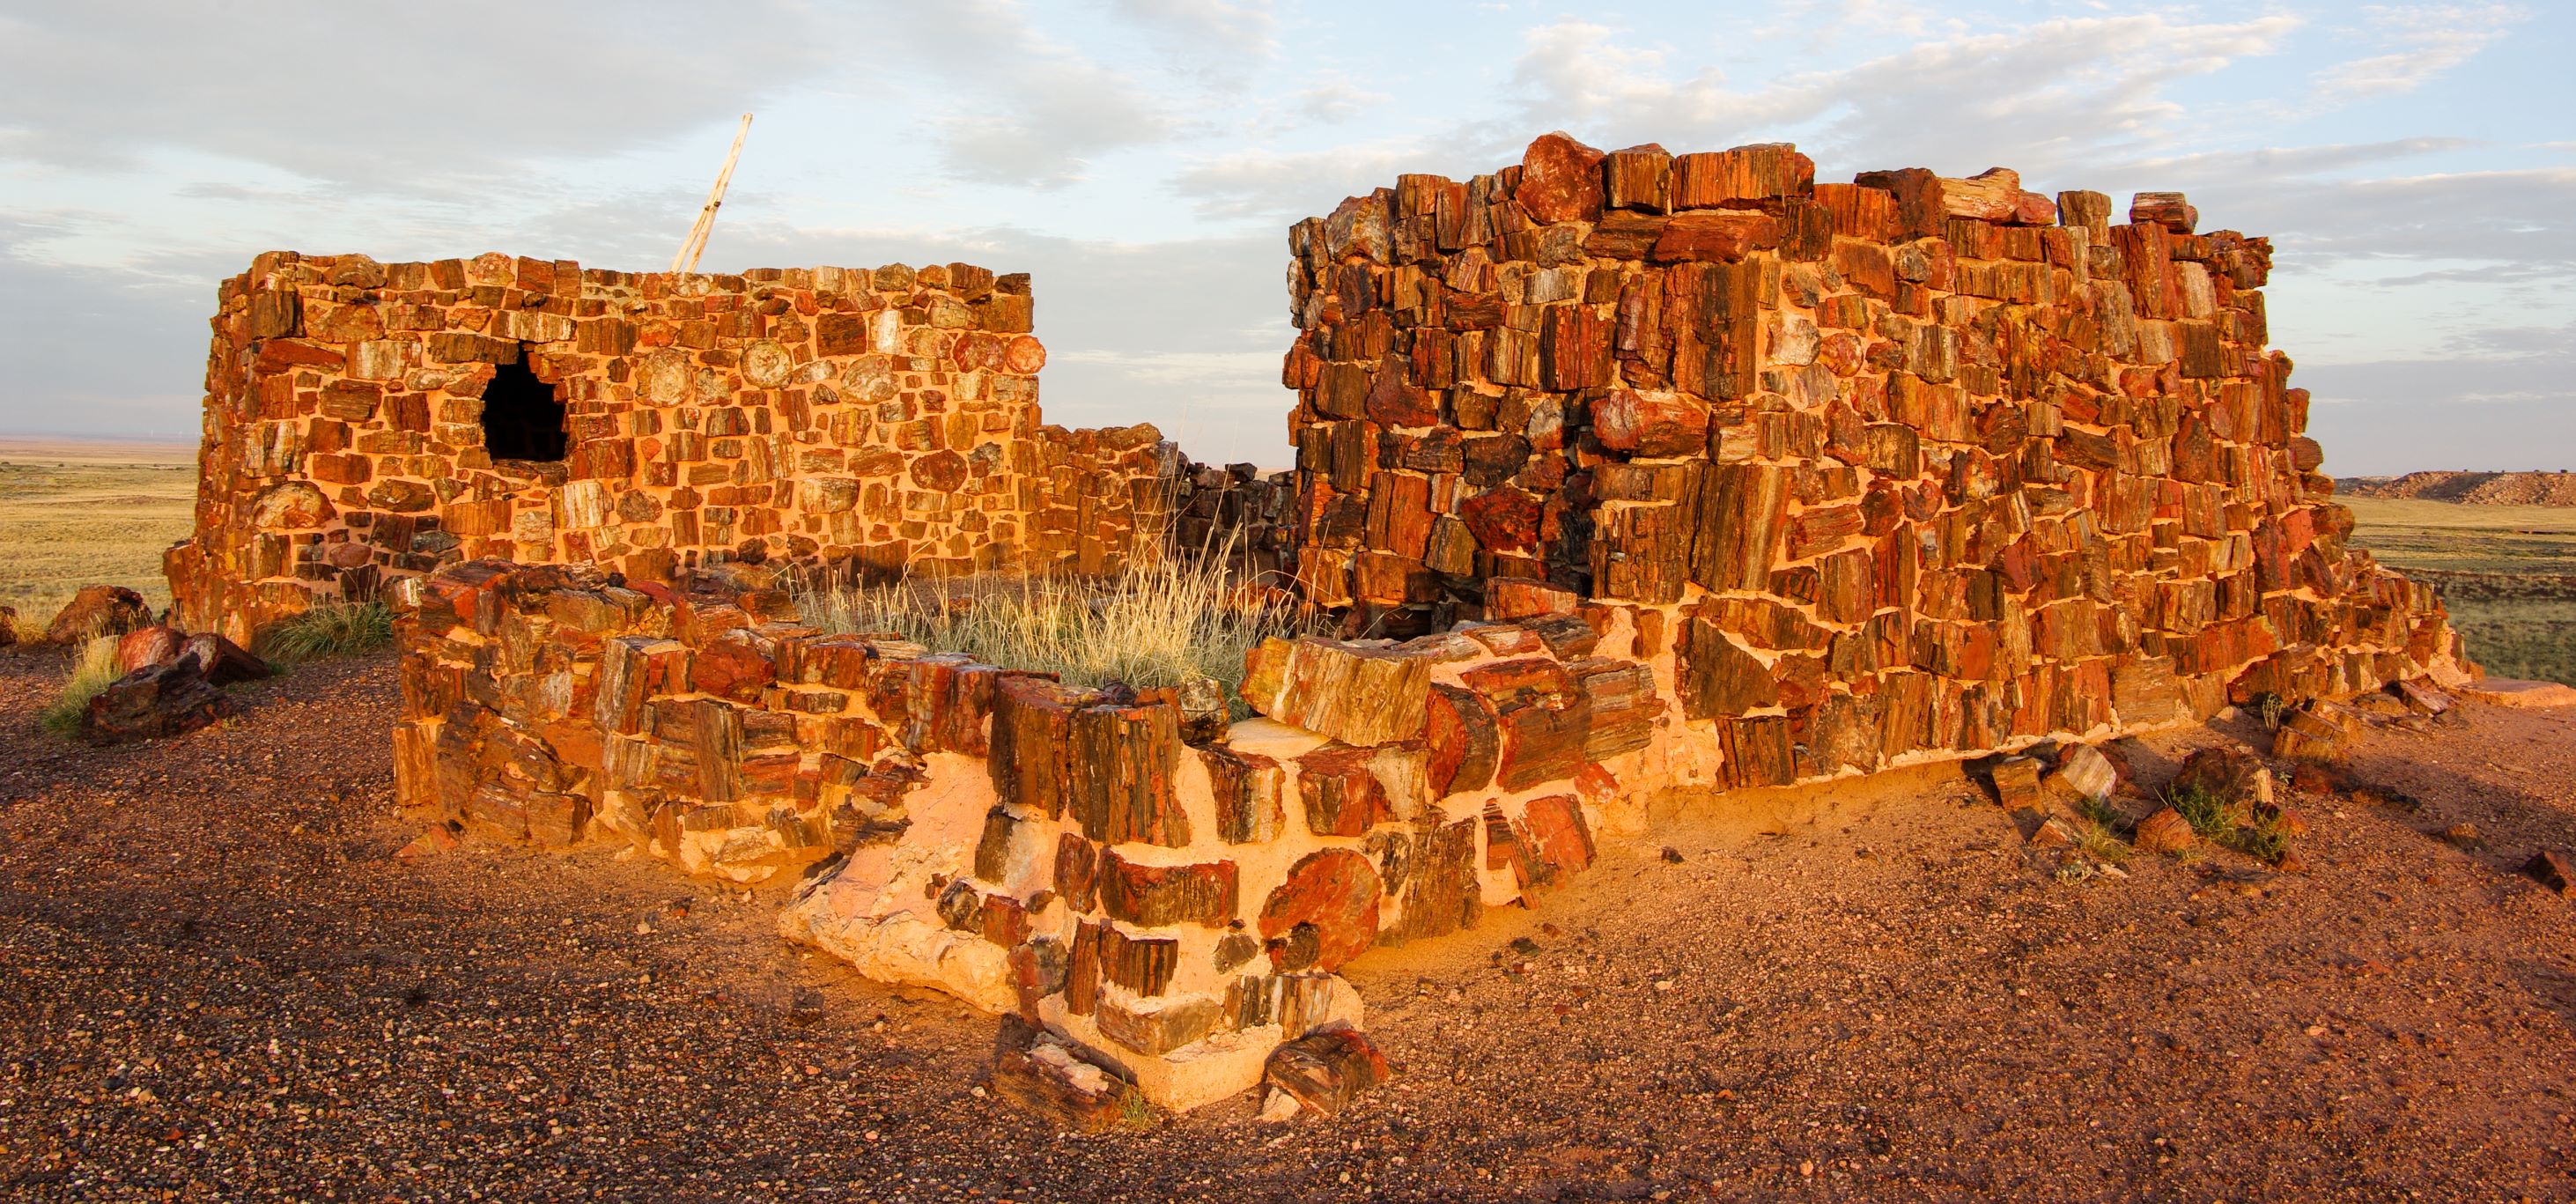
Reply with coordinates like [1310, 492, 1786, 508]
[169, 252, 1178, 643]
[395, 560, 1649, 1107]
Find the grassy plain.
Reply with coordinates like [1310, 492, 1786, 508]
[2342, 495, 2576, 685]
[0, 438, 198, 632]
[0, 437, 2563, 685]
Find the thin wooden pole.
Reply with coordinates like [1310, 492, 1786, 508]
[672, 113, 752, 274]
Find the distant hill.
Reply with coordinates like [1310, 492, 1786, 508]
[2338, 470, 2576, 506]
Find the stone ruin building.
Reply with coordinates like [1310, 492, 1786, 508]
[166, 255, 1290, 644]
[175, 133, 2475, 1114]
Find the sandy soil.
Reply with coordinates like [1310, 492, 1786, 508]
[4, 646, 2573, 1201]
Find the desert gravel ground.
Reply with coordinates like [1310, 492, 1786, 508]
[3, 646, 2573, 1202]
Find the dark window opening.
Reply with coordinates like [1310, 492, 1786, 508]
[481, 349, 566, 462]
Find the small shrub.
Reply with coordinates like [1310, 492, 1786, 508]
[2231, 809, 2294, 866]
[2254, 693, 2285, 731]
[2073, 794, 2126, 833]
[2162, 781, 2238, 838]
[1118, 1086, 1155, 1129]
[35, 636, 122, 737]
[255, 601, 394, 665]
[2072, 817, 2131, 868]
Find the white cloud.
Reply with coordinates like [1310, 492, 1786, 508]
[2312, 4, 2522, 100]
[1292, 81, 1394, 124]
[1170, 138, 1437, 220]
[0, 2, 836, 188]
[1108, 0, 1278, 67]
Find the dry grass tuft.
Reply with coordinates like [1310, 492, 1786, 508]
[36, 637, 124, 738]
[255, 602, 395, 666]
[796, 551, 1307, 712]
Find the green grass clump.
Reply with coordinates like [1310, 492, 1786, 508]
[254, 601, 394, 665]
[797, 553, 1308, 714]
[36, 637, 123, 737]
[2163, 781, 2239, 839]
[2235, 809, 2293, 866]
[2160, 779, 2298, 866]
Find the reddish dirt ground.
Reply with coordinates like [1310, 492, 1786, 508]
[3, 646, 2572, 1201]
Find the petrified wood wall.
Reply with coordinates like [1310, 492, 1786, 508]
[395, 559, 1651, 1109]
[168, 252, 1177, 643]
[1279, 133, 2472, 787]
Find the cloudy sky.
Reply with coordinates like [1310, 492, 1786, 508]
[2, 0, 2568, 472]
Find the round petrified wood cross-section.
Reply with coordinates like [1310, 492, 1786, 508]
[910, 449, 969, 491]
[1258, 848, 1382, 972]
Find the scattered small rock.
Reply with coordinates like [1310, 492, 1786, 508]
[1256, 1087, 1303, 1124]
[1264, 1026, 1392, 1117]
[395, 824, 460, 859]
[1989, 756, 2045, 809]
[2172, 747, 2274, 809]
[2523, 849, 2573, 896]
[2437, 823, 2484, 853]
[987, 1016, 1133, 1133]
[2133, 807, 2196, 856]
[44, 584, 151, 645]
[2048, 743, 2120, 801]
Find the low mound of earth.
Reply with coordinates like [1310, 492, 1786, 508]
[2341, 471, 2576, 506]
[3, 647, 2573, 1200]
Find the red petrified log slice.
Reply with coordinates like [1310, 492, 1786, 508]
[1238, 637, 1431, 747]
[1515, 131, 1606, 224]
[1296, 744, 1397, 838]
[1096, 927, 1179, 995]
[1458, 486, 1543, 554]
[1690, 462, 1790, 593]
[45, 585, 151, 645]
[1460, 658, 1590, 791]
[1363, 358, 1439, 428]
[1649, 212, 1777, 263]
[1570, 657, 1657, 760]
[1425, 683, 1500, 797]
[1522, 794, 1596, 875]
[1851, 167, 1947, 240]
[1938, 167, 2023, 222]
[1197, 744, 1287, 843]
[1671, 144, 1815, 209]
[1258, 848, 1384, 972]
[1723, 715, 1797, 787]
[1486, 578, 1580, 619]
[1097, 849, 1240, 928]
[1386, 817, 1484, 944]
[1593, 389, 1710, 458]
[2129, 190, 2198, 234]
[81, 655, 237, 745]
[1068, 698, 1187, 847]
[1265, 1027, 1393, 1116]
[180, 632, 270, 686]
[1054, 833, 1099, 912]
[989, 1016, 1133, 1133]
[115, 625, 185, 673]
[1602, 144, 1673, 212]
[689, 638, 774, 701]
[1679, 619, 1777, 720]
